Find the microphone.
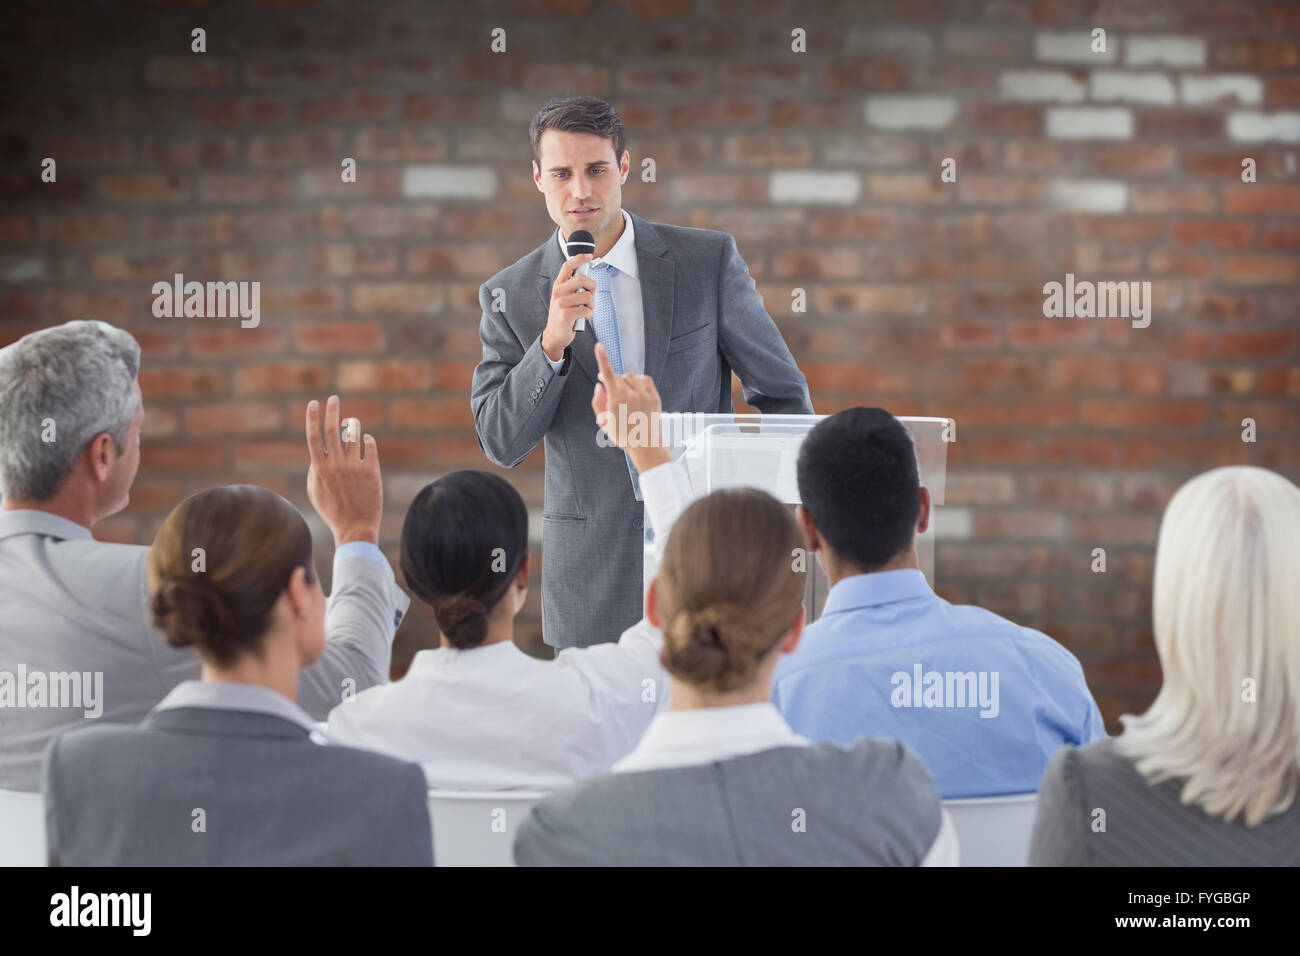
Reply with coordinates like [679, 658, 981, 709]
[565, 229, 596, 332]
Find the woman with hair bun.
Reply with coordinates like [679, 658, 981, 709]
[42, 483, 433, 866]
[328, 344, 697, 789]
[514, 484, 957, 866]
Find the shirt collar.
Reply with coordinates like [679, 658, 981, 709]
[152, 680, 322, 738]
[821, 568, 934, 617]
[408, 639, 530, 674]
[0, 508, 93, 543]
[614, 702, 805, 772]
[555, 209, 639, 280]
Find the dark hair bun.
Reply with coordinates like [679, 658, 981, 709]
[151, 576, 237, 653]
[430, 592, 490, 649]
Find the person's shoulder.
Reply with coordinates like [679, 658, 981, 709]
[634, 214, 734, 255]
[45, 535, 148, 584]
[772, 617, 842, 681]
[1063, 735, 1138, 782]
[937, 594, 1092, 677]
[514, 771, 645, 864]
[813, 736, 939, 798]
[44, 721, 156, 793]
[48, 721, 141, 760]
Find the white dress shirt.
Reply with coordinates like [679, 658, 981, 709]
[548, 208, 645, 374]
[326, 458, 694, 790]
[615, 701, 960, 866]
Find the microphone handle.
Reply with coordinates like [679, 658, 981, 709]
[573, 261, 591, 332]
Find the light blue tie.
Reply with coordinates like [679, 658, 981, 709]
[589, 262, 623, 373]
[589, 262, 642, 499]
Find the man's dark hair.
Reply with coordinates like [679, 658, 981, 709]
[529, 95, 626, 167]
[796, 407, 921, 573]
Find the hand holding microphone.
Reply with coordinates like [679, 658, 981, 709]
[540, 229, 597, 362]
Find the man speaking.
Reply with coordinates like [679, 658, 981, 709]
[471, 95, 812, 650]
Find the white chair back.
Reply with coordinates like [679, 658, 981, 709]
[426, 789, 549, 867]
[943, 792, 1038, 866]
[0, 788, 47, 867]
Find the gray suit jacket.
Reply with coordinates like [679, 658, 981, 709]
[0, 509, 410, 791]
[513, 738, 943, 866]
[1029, 738, 1300, 866]
[43, 706, 433, 866]
[471, 212, 813, 649]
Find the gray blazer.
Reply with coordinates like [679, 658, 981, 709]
[514, 738, 943, 866]
[43, 707, 432, 866]
[1029, 738, 1300, 866]
[0, 509, 409, 791]
[471, 213, 813, 649]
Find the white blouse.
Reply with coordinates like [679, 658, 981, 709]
[326, 460, 694, 790]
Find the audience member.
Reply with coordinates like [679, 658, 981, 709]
[1030, 466, 1300, 865]
[43, 483, 432, 866]
[771, 407, 1106, 797]
[0, 321, 406, 790]
[515, 484, 956, 865]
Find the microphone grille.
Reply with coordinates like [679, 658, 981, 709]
[565, 230, 596, 256]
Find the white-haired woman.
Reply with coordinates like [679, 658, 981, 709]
[1030, 465, 1300, 865]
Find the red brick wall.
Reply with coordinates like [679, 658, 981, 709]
[1, 0, 1298, 730]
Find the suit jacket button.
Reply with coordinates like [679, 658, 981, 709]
[633, 518, 644, 530]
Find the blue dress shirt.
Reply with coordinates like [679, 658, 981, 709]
[772, 568, 1106, 798]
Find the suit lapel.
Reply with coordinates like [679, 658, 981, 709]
[536, 212, 675, 387]
[634, 212, 675, 384]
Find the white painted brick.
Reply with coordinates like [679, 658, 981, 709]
[1090, 71, 1176, 105]
[865, 95, 958, 130]
[402, 165, 497, 199]
[1181, 75, 1264, 106]
[1046, 107, 1134, 139]
[932, 507, 972, 541]
[1125, 35, 1206, 68]
[1049, 178, 1128, 213]
[1035, 31, 1118, 64]
[998, 71, 1086, 102]
[1227, 112, 1300, 143]
[769, 170, 860, 204]
[845, 27, 933, 60]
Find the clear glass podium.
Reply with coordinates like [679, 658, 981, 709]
[637, 414, 951, 624]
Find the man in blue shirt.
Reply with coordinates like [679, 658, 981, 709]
[772, 407, 1106, 797]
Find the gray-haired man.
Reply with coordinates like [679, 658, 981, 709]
[0, 320, 407, 791]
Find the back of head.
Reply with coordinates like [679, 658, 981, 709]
[796, 407, 920, 572]
[400, 470, 529, 649]
[1118, 465, 1300, 826]
[148, 485, 314, 667]
[656, 489, 805, 693]
[0, 320, 140, 501]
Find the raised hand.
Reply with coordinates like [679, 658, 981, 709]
[591, 342, 670, 474]
[305, 395, 382, 547]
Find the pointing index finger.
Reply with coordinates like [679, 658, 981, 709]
[593, 341, 615, 385]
